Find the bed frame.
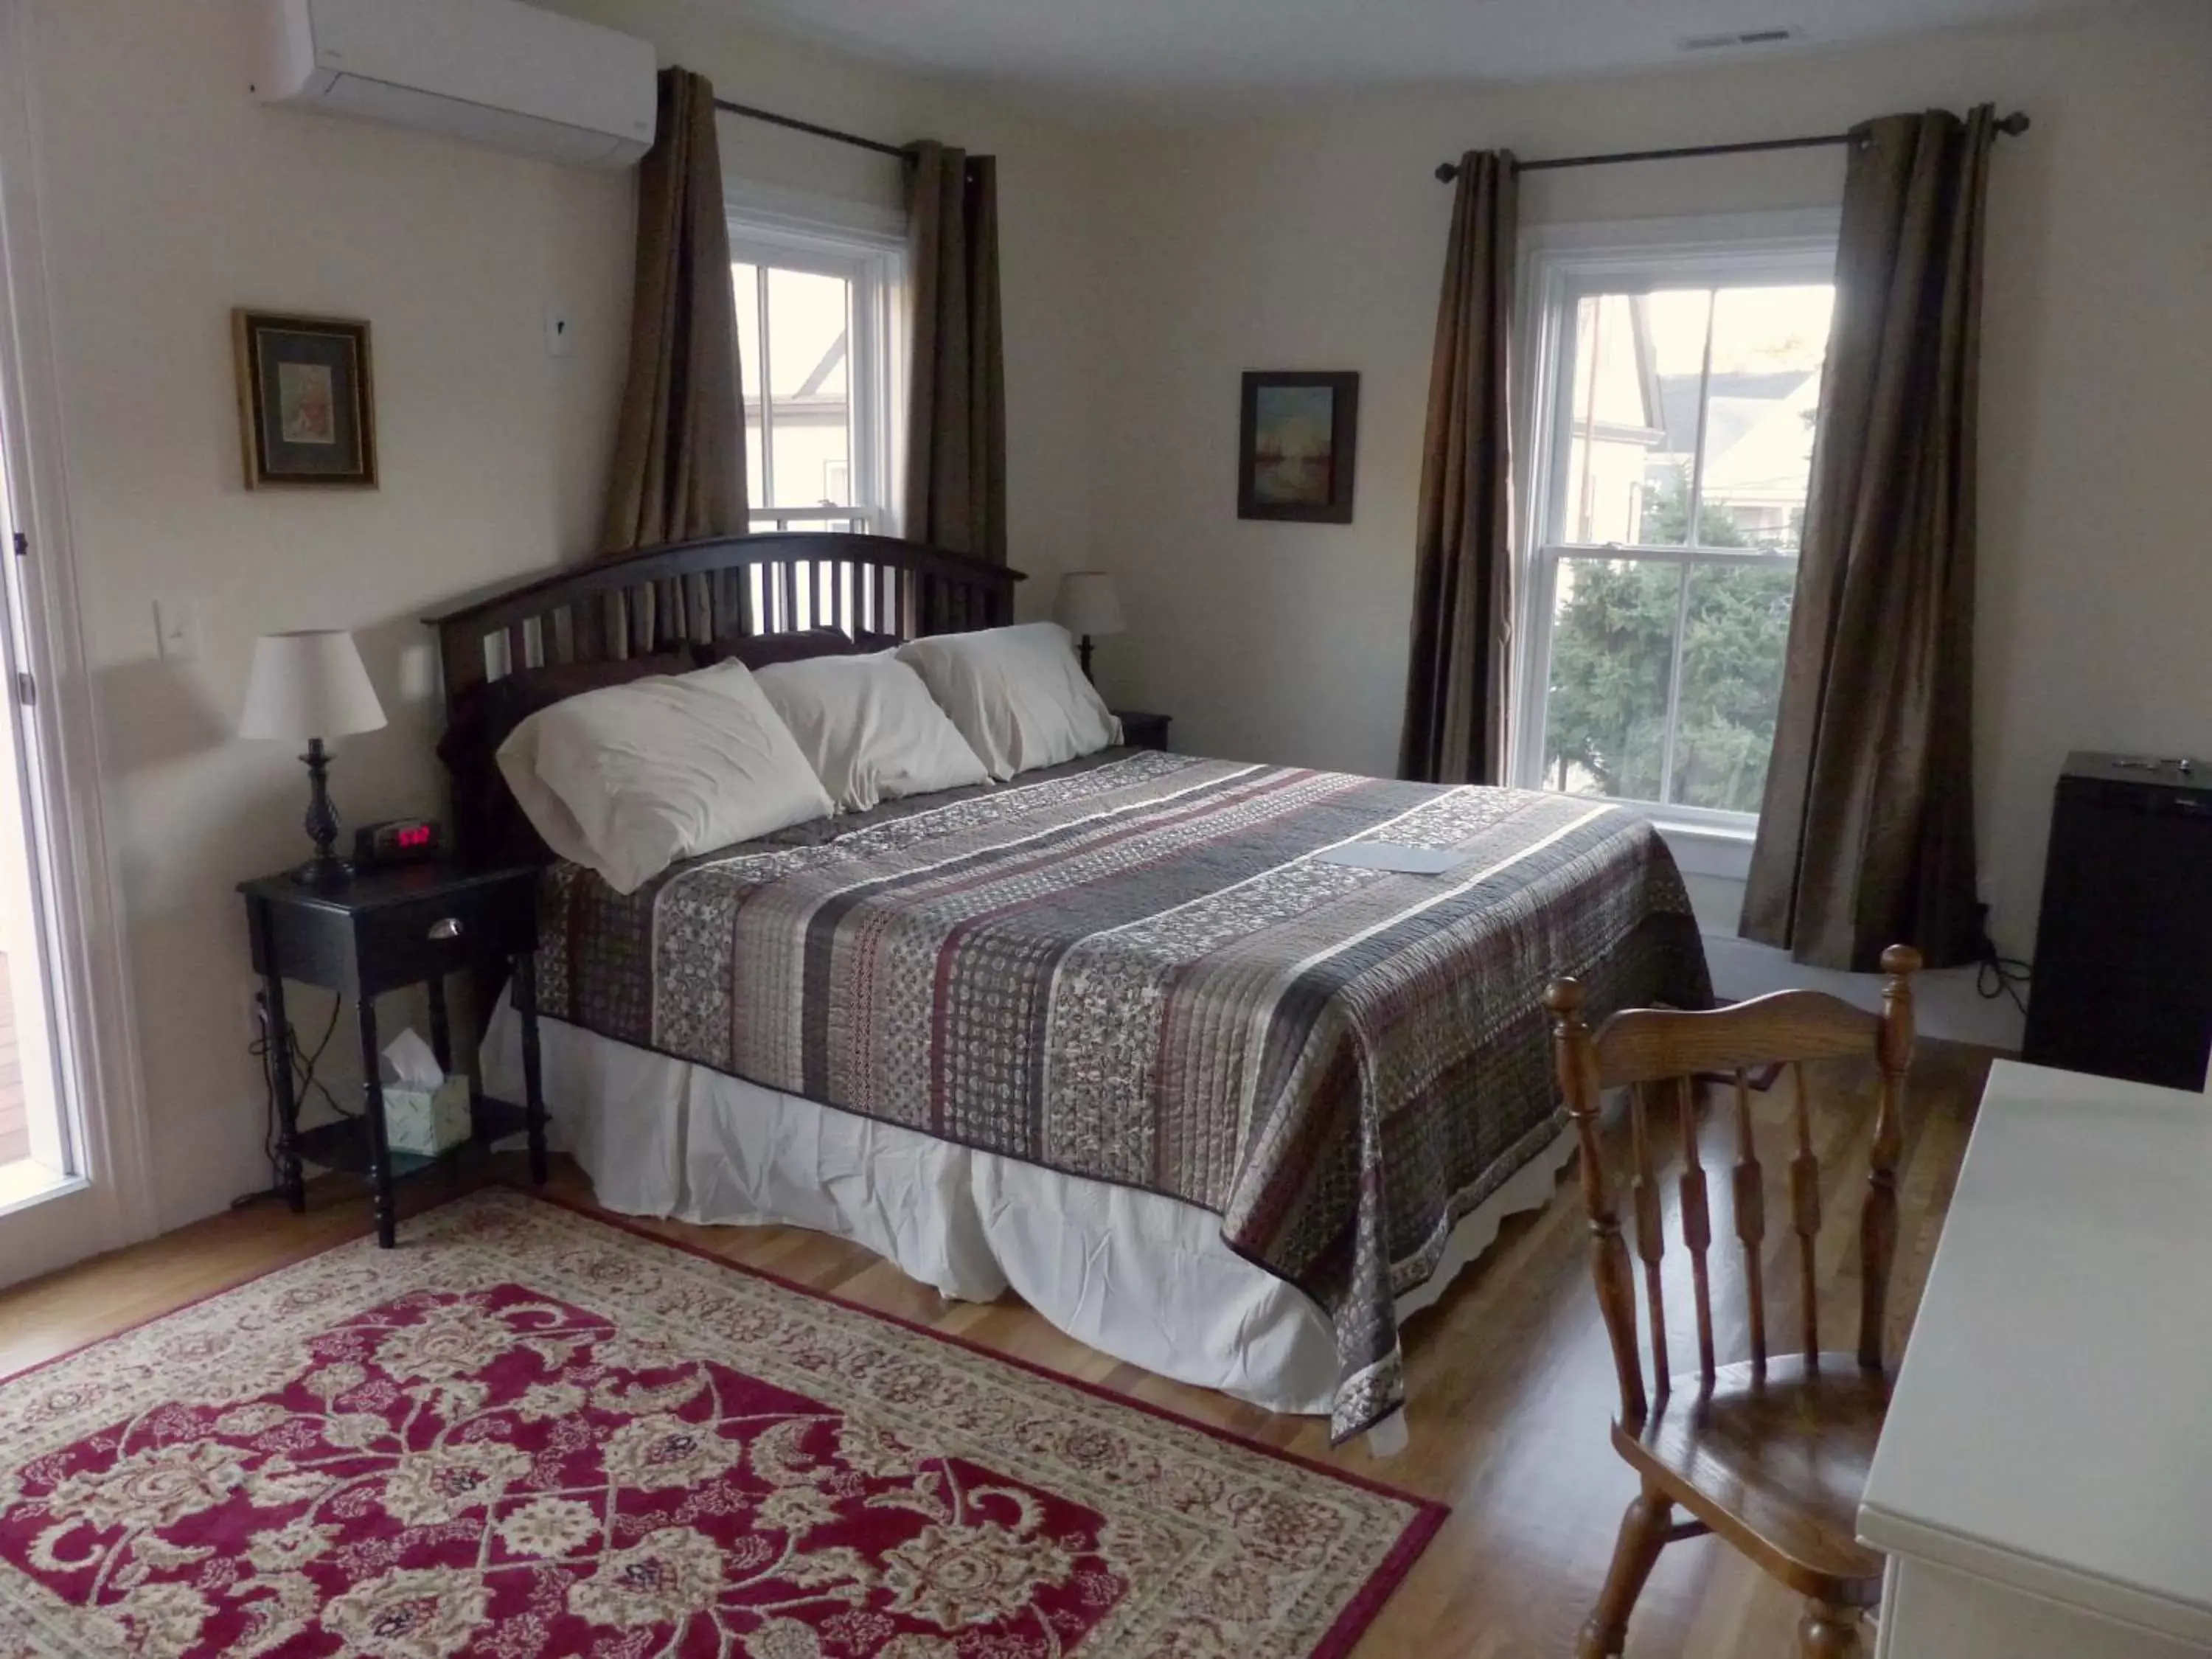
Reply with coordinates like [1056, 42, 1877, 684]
[422, 530, 1026, 719]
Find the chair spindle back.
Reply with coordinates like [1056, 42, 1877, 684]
[1546, 947, 1919, 1430]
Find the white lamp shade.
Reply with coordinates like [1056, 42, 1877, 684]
[238, 630, 388, 740]
[1055, 571, 1125, 636]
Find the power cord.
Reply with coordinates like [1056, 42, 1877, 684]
[232, 990, 357, 1209]
[1966, 901, 2032, 1018]
[1975, 946, 2032, 1017]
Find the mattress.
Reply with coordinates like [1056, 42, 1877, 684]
[529, 748, 1710, 1440]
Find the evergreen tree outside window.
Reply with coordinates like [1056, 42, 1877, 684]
[1517, 232, 1835, 827]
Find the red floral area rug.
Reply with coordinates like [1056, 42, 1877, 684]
[0, 1190, 1442, 1658]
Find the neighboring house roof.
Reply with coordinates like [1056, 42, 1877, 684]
[1655, 370, 1812, 456]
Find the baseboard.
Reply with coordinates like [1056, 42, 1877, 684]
[1702, 932, 2024, 1053]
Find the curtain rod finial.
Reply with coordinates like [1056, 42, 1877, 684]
[1434, 161, 1461, 183]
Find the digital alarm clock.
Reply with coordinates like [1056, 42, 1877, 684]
[353, 817, 445, 868]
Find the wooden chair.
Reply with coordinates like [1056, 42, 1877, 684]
[1545, 946, 1920, 1659]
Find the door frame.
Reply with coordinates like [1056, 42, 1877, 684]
[0, 0, 157, 1282]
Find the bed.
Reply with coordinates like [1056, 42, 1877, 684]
[428, 532, 1711, 1447]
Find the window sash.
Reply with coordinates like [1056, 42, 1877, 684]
[729, 218, 905, 539]
[1511, 217, 1837, 826]
[1525, 543, 1800, 830]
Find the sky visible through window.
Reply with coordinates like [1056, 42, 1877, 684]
[734, 261, 855, 514]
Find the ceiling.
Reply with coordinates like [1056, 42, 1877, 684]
[718, 0, 2090, 107]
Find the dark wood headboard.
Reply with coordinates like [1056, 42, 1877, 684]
[421, 531, 1026, 719]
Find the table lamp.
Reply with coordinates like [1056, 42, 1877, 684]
[239, 629, 388, 888]
[1054, 571, 1125, 681]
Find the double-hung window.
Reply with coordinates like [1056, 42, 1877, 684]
[728, 215, 903, 538]
[726, 197, 905, 632]
[1514, 215, 1838, 831]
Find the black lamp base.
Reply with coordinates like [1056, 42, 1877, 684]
[289, 852, 354, 890]
[291, 737, 352, 889]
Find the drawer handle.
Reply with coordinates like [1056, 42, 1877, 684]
[427, 917, 464, 942]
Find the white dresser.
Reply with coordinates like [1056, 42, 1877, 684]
[1859, 1060, 2212, 1657]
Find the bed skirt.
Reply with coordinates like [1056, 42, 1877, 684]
[482, 997, 1575, 1441]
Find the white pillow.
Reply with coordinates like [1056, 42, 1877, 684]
[495, 660, 833, 894]
[752, 653, 992, 813]
[895, 622, 1121, 780]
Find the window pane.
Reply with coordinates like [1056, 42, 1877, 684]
[765, 268, 849, 397]
[1562, 294, 1670, 546]
[1631, 290, 1716, 548]
[765, 267, 852, 509]
[1668, 560, 1798, 813]
[734, 263, 765, 496]
[1694, 285, 1832, 552]
[732, 264, 762, 401]
[1540, 555, 1680, 803]
[1557, 289, 1719, 549]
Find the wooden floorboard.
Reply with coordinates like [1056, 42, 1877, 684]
[0, 1039, 1990, 1655]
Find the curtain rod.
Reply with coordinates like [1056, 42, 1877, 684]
[714, 97, 914, 162]
[1433, 110, 2030, 182]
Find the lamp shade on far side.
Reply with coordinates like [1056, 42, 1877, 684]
[1054, 571, 1126, 639]
[238, 630, 387, 741]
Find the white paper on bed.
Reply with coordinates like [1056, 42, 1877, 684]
[897, 622, 1121, 780]
[495, 659, 833, 895]
[1315, 843, 1478, 874]
[752, 653, 992, 813]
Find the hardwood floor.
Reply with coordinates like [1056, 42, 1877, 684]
[0, 1040, 1990, 1657]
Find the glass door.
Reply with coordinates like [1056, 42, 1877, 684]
[0, 453, 66, 1220]
[0, 2, 153, 1287]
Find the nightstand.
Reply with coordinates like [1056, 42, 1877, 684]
[1116, 711, 1172, 752]
[238, 862, 547, 1248]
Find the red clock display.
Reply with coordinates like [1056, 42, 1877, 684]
[354, 818, 443, 867]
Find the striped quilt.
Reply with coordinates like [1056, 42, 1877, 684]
[536, 749, 1710, 1441]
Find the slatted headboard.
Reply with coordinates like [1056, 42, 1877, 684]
[422, 531, 1026, 717]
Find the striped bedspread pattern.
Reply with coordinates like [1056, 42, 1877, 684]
[537, 751, 1710, 1441]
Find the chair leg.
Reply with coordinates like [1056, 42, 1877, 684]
[1577, 1488, 1673, 1658]
[1798, 1599, 1863, 1659]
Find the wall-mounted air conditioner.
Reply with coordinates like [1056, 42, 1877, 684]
[260, 0, 658, 170]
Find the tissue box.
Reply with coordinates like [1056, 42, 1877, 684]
[383, 1074, 473, 1158]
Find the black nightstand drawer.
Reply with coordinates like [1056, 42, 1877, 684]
[243, 864, 539, 1001]
[353, 880, 536, 998]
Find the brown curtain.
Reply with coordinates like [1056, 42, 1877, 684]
[1742, 107, 1998, 972]
[600, 68, 747, 648]
[1399, 152, 1518, 785]
[904, 141, 1006, 563]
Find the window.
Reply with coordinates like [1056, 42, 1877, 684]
[1515, 218, 1837, 830]
[728, 218, 902, 538]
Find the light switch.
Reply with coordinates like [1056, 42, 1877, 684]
[153, 599, 200, 662]
[544, 305, 574, 358]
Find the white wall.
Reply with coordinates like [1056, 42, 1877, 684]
[15, 0, 1097, 1233]
[1082, 1, 2212, 1012]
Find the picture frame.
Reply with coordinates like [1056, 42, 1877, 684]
[232, 309, 378, 490]
[1237, 370, 1359, 524]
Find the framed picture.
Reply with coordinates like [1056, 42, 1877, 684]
[1238, 371, 1359, 524]
[232, 309, 378, 489]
